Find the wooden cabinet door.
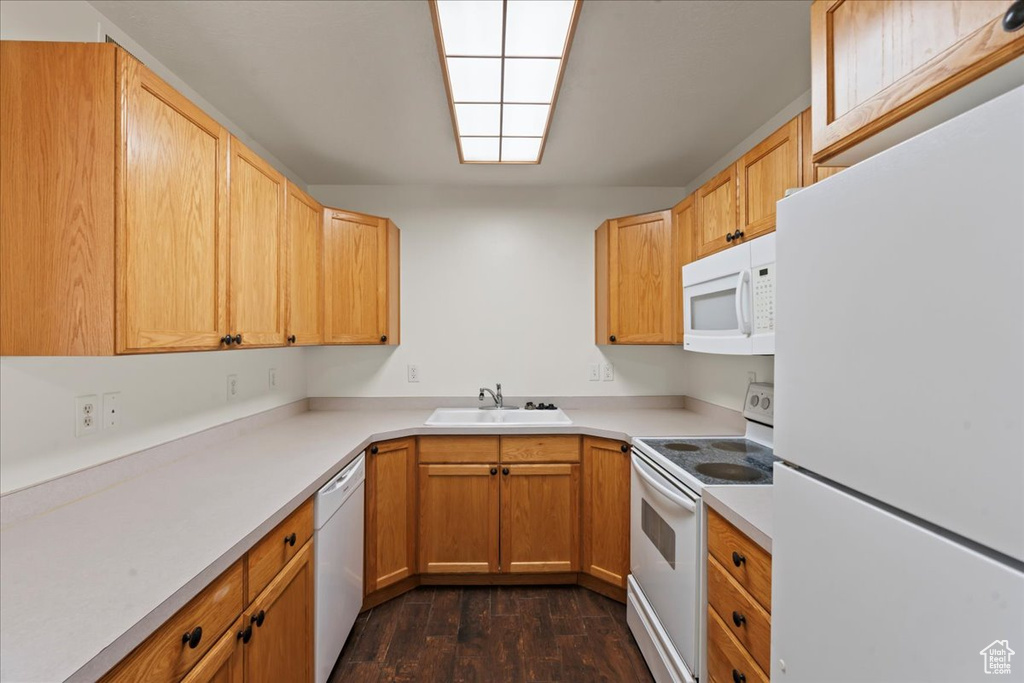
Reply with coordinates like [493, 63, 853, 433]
[418, 464, 499, 574]
[285, 182, 323, 345]
[582, 438, 629, 588]
[605, 210, 675, 345]
[500, 464, 580, 573]
[810, 0, 1024, 163]
[323, 208, 399, 345]
[228, 137, 286, 347]
[245, 542, 314, 683]
[365, 438, 417, 593]
[694, 163, 739, 258]
[116, 53, 229, 353]
[737, 116, 801, 241]
[180, 617, 243, 683]
[670, 196, 694, 344]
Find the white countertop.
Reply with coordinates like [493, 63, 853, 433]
[702, 484, 774, 553]
[0, 406, 741, 683]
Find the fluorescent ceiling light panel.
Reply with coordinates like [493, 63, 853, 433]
[431, 0, 581, 164]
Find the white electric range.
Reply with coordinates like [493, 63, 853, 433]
[627, 382, 777, 683]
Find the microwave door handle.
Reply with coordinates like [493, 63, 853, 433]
[735, 270, 751, 336]
[631, 453, 697, 513]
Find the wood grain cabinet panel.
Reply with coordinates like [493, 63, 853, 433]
[707, 508, 772, 612]
[582, 438, 630, 589]
[707, 606, 769, 683]
[418, 436, 500, 464]
[117, 51, 230, 353]
[671, 196, 695, 343]
[596, 210, 677, 345]
[811, 0, 1024, 162]
[244, 541, 315, 683]
[694, 164, 739, 258]
[500, 435, 581, 463]
[737, 116, 801, 241]
[228, 137, 286, 347]
[707, 555, 772, 675]
[323, 208, 400, 345]
[365, 438, 417, 593]
[285, 182, 323, 345]
[418, 464, 500, 574]
[180, 616, 244, 683]
[245, 499, 313, 605]
[500, 464, 580, 573]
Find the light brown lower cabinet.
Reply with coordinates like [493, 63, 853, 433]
[501, 463, 581, 573]
[582, 437, 630, 588]
[180, 616, 244, 683]
[364, 437, 418, 594]
[418, 463, 500, 574]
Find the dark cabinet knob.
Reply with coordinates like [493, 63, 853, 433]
[370, 445, 379, 455]
[287, 335, 296, 344]
[251, 609, 266, 627]
[1005, 0, 1024, 31]
[609, 335, 617, 343]
[502, 467, 510, 475]
[726, 232, 733, 242]
[732, 670, 746, 683]
[732, 551, 746, 567]
[181, 626, 202, 649]
[620, 444, 629, 453]
[284, 532, 296, 547]
[726, 229, 745, 243]
[237, 625, 252, 644]
[732, 611, 747, 628]
[221, 335, 234, 346]
[380, 335, 388, 343]
[232, 334, 242, 345]
[490, 467, 498, 475]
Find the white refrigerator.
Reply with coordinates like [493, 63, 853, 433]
[772, 83, 1024, 683]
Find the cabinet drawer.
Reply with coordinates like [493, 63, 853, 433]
[707, 508, 772, 611]
[418, 436, 499, 463]
[246, 499, 313, 604]
[708, 554, 771, 674]
[707, 606, 769, 683]
[500, 435, 580, 463]
[102, 561, 243, 683]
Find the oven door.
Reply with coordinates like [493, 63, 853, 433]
[683, 243, 752, 354]
[630, 450, 701, 680]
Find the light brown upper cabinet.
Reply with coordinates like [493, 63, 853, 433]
[228, 137, 286, 348]
[810, 0, 1024, 163]
[323, 208, 400, 345]
[671, 196, 695, 344]
[595, 210, 678, 345]
[737, 115, 802, 242]
[694, 163, 740, 258]
[285, 183, 323, 346]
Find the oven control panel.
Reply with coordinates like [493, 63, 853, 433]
[752, 264, 775, 334]
[743, 382, 774, 426]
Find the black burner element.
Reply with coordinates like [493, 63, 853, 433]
[711, 441, 753, 453]
[664, 443, 700, 452]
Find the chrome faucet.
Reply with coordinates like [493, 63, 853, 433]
[479, 383, 504, 409]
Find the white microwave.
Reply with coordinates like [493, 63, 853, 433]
[682, 233, 775, 355]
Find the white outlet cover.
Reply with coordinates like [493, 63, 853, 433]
[227, 374, 239, 401]
[602, 363, 614, 381]
[102, 392, 121, 430]
[269, 368, 278, 390]
[407, 365, 420, 383]
[588, 364, 601, 381]
[75, 395, 99, 437]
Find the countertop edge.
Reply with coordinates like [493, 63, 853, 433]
[702, 486, 773, 554]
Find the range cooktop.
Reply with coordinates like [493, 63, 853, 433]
[635, 437, 778, 488]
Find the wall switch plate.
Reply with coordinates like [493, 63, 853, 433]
[602, 363, 614, 381]
[75, 395, 99, 437]
[268, 368, 278, 390]
[227, 374, 239, 401]
[588, 364, 601, 381]
[407, 365, 419, 383]
[747, 371, 757, 385]
[101, 392, 121, 430]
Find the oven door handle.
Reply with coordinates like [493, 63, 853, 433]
[631, 453, 697, 513]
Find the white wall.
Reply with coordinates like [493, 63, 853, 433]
[306, 185, 692, 399]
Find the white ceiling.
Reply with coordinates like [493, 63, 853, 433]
[89, 0, 811, 187]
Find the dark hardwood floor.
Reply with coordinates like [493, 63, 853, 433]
[329, 585, 656, 682]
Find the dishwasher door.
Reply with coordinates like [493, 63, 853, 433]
[314, 454, 365, 683]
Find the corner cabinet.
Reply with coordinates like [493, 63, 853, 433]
[581, 438, 630, 589]
[810, 0, 1024, 163]
[323, 208, 401, 345]
[365, 438, 417, 595]
[285, 183, 324, 345]
[595, 210, 680, 345]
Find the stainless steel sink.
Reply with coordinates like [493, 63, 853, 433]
[694, 462, 762, 481]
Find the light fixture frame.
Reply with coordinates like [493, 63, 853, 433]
[429, 0, 583, 165]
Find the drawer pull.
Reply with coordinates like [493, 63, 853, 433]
[732, 550, 746, 567]
[237, 625, 252, 644]
[181, 626, 202, 649]
[251, 609, 266, 627]
[732, 670, 746, 683]
[732, 611, 746, 628]
[502, 467, 510, 475]
[284, 532, 297, 547]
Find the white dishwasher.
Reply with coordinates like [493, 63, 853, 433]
[314, 453, 365, 683]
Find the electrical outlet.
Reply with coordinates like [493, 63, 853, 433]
[602, 363, 614, 381]
[407, 365, 420, 383]
[102, 392, 121, 430]
[227, 374, 239, 401]
[269, 368, 278, 390]
[588, 364, 601, 381]
[75, 395, 99, 437]
[747, 371, 757, 385]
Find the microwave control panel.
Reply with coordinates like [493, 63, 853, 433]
[752, 264, 775, 334]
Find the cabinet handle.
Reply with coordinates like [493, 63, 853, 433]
[490, 467, 498, 475]
[732, 551, 746, 567]
[251, 609, 266, 627]
[502, 467, 510, 475]
[620, 444, 629, 453]
[287, 334, 296, 344]
[380, 335, 388, 343]
[370, 445, 379, 455]
[609, 335, 617, 343]
[284, 532, 296, 547]
[232, 334, 242, 345]
[726, 229, 745, 243]
[732, 670, 746, 683]
[221, 335, 234, 346]
[732, 611, 747, 628]
[237, 625, 252, 644]
[1005, 0, 1024, 31]
[181, 626, 202, 649]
